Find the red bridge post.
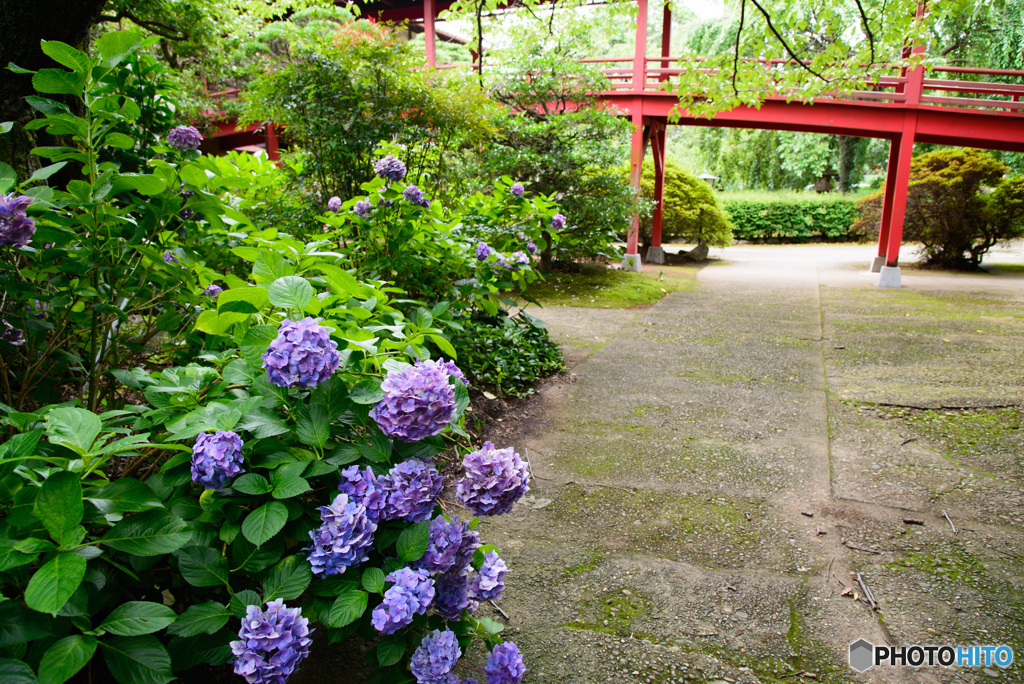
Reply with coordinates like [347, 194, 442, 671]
[623, 0, 650, 272]
[648, 120, 667, 264]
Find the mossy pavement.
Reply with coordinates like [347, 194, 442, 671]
[465, 243, 1024, 684]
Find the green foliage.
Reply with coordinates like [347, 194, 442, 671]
[448, 313, 564, 398]
[853, 148, 1024, 268]
[635, 157, 732, 247]
[721, 192, 862, 242]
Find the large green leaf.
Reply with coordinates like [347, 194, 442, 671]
[237, 410, 290, 439]
[0, 659, 38, 684]
[348, 379, 384, 405]
[327, 589, 368, 628]
[361, 567, 386, 594]
[100, 636, 173, 684]
[231, 473, 272, 496]
[45, 407, 101, 455]
[87, 478, 163, 514]
[32, 69, 83, 96]
[252, 251, 293, 285]
[34, 471, 84, 548]
[228, 590, 262, 619]
[377, 634, 405, 667]
[177, 547, 230, 588]
[294, 402, 330, 449]
[0, 602, 53, 646]
[263, 555, 312, 602]
[38, 635, 97, 684]
[95, 31, 142, 69]
[232, 534, 284, 574]
[267, 276, 315, 313]
[217, 287, 270, 315]
[100, 510, 191, 556]
[165, 602, 230, 638]
[241, 501, 288, 547]
[25, 552, 86, 616]
[99, 602, 177, 636]
[110, 173, 165, 196]
[396, 520, 430, 562]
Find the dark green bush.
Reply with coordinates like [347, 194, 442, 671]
[635, 157, 733, 247]
[448, 313, 564, 398]
[721, 192, 863, 242]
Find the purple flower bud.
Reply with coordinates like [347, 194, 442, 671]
[163, 251, 179, 264]
[411, 629, 461, 684]
[1, 320, 25, 347]
[403, 185, 430, 208]
[439, 360, 468, 388]
[455, 442, 530, 517]
[230, 599, 312, 684]
[483, 642, 525, 684]
[167, 125, 203, 152]
[327, 196, 342, 212]
[337, 465, 386, 522]
[371, 567, 435, 634]
[527, 241, 537, 254]
[262, 317, 341, 389]
[191, 430, 244, 491]
[475, 242, 491, 261]
[370, 359, 456, 443]
[306, 493, 377, 576]
[380, 458, 443, 524]
[469, 551, 507, 602]
[374, 155, 407, 182]
[203, 284, 223, 297]
[551, 213, 566, 231]
[0, 194, 36, 247]
[510, 183, 524, 198]
[354, 199, 372, 218]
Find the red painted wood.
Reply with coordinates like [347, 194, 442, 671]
[651, 122, 666, 248]
[885, 118, 918, 267]
[876, 137, 901, 259]
[423, 0, 437, 67]
[632, 0, 648, 92]
[266, 123, 280, 161]
[626, 103, 648, 256]
[659, 4, 671, 83]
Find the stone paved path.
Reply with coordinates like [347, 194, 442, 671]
[472, 245, 1024, 684]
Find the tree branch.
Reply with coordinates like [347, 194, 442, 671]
[97, 10, 188, 41]
[852, 0, 876, 64]
[747, 0, 830, 83]
[733, 0, 746, 97]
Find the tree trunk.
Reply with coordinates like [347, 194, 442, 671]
[837, 135, 858, 193]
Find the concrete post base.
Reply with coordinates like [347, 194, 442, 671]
[877, 265, 902, 288]
[646, 245, 665, 264]
[870, 255, 886, 273]
[621, 254, 643, 272]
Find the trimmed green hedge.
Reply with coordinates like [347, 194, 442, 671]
[720, 192, 866, 242]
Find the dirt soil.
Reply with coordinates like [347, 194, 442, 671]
[462, 243, 1024, 684]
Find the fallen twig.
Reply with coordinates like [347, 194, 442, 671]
[900, 437, 918, 446]
[843, 540, 881, 555]
[489, 600, 509, 620]
[903, 518, 925, 525]
[779, 671, 805, 679]
[943, 510, 958, 535]
[679, 631, 718, 637]
[801, 511, 814, 518]
[855, 572, 878, 610]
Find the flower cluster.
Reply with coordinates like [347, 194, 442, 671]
[337, 465, 386, 522]
[1, 320, 25, 347]
[203, 283, 223, 298]
[483, 642, 525, 684]
[375, 155, 407, 181]
[230, 599, 312, 684]
[433, 568, 475, 621]
[380, 458, 443, 523]
[415, 514, 468, 576]
[0, 194, 35, 247]
[510, 183, 524, 198]
[354, 199, 372, 218]
[511, 251, 529, 267]
[327, 196, 342, 212]
[190, 430, 244, 490]
[179, 187, 195, 220]
[403, 185, 430, 208]
[262, 317, 341, 389]
[306, 493, 377, 576]
[551, 213, 566, 231]
[163, 251, 179, 265]
[440, 360, 468, 387]
[469, 551, 507, 602]
[475, 242, 491, 261]
[370, 359, 456, 442]
[456, 442, 530, 516]
[527, 242, 538, 255]
[411, 629, 461, 684]
[167, 124, 203, 152]
[371, 568, 435, 634]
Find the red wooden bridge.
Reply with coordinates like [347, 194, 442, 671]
[215, 0, 1024, 287]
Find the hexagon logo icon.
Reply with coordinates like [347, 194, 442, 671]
[849, 639, 874, 672]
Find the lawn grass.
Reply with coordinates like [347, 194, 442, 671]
[524, 265, 696, 308]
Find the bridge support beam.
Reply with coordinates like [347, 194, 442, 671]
[647, 120, 667, 265]
[624, 108, 650, 272]
[424, 0, 437, 67]
[872, 136, 901, 273]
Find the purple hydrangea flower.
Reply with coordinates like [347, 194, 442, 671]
[511, 251, 529, 266]
[483, 642, 525, 684]
[439, 360, 468, 388]
[163, 251, 179, 264]
[179, 187, 195, 220]
[1, 320, 25, 347]
[510, 183, 524, 198]
[167, 125, 203, 152]
[306, 493, 377, 576]
[469, 551, 507, 602]
[191, 430, 244, 490]
[455, 442, 530, 517]
[453, 522, 481, 571]
[327, 196, 342, 212]
[411, 629, 461, 684]
[551, 213, 566, 231]
[375, 155, 407, 182]
[433, 568, 476, 621]
[380, 458, 443, 523]
[230, 599, 312, 684]
[526, 241, 538, 254]
[203, 283, 223, 297]
[369, 359, 456, 442]
[403, 185, 430, 208]
[475, 242, 491, 261]
[371, 567, 435, 634]
[354, 199, 372, 218]
[0, 194, 35, 247]
[262, 317, 341, 389]
[415, 514, 469, 576]
[337, 465, 386, 522]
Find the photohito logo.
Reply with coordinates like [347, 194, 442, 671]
[849, 640, 1015, 672]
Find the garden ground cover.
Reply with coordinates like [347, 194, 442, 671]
[522, 265, 697, 309]
[453, 243, 1024, 684]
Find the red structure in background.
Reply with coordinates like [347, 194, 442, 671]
[210, 0, 1024, 287]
